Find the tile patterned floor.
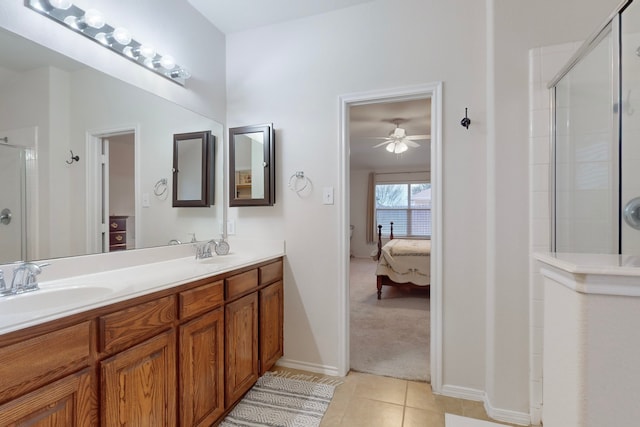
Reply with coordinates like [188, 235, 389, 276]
[272, 367, 529, 427]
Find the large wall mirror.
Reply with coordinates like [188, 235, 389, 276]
[173, 131, 215, 207]
[0, 27, 224, 264]
[229, 124, 275, 207]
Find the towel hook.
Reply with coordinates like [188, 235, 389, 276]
[460, 108, 471, 129]
[288, 171, 312, 197]
[66, 150, 80, 164]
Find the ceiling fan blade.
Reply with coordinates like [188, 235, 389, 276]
[405, 140, 421, 148]
[372, 140, 391, 148]
[405, 135, 430, 140]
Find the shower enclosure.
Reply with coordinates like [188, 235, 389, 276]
[550, 0, 640, 254]
[0, 142, 27, 263]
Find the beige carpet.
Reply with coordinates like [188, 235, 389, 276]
[349, 257, 430, 382]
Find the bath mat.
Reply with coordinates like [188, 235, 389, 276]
[445, 413, 510, 427]
[219, 372, 341, 427]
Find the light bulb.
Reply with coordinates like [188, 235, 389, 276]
[170, 68, 191, 79]
[159, 55, 175, 70]
[49, 0, 72, 10]
[123, 46, 135, 58]
[386, 143, 395, 153]
[84, 9, 105, 29]
[112, 27, 131, 45]
[139, 44, 156, 58]
[95, 32, 108, 45]
[63, 15, 79, 29]
[395, 142, 408, 153]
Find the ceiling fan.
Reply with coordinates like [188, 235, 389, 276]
[372, 121, 429, 154]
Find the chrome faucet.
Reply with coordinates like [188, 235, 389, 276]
[195, 241, 213, 259]
[0, 262, 50, 296]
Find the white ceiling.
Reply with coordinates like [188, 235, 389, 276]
[350, 99, 431, 171]
[187, 0, 375, 34]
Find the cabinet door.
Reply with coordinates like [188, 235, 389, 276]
[179, 308, 224, 427]
[0, 369, 95, 426]
[260, 280, 284, 375]
[101, 330, 176, 427]
[225, 292, 259, 406]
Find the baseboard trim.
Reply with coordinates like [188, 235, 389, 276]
[275, 358, 340, 377]
[440, 385, 531, 426]
[440, 384, 485, 401]
[484, 394, 532, 426]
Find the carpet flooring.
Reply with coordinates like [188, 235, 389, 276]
[219, 372, 339, 427]
[349, 257, 430, 382]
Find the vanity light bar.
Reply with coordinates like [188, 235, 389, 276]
[26, 0, 191, 86]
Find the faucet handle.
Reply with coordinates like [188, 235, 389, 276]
[0, 270, 9, 296]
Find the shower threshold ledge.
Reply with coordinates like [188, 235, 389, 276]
[535, 252, 640, 297]
[535, 251, 640, 427]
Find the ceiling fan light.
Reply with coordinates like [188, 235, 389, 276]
[395, 141, 408, 153]
[386, 143, 396, 153]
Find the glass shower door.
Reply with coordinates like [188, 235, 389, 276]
[0, 144, 26, 263]
[554, 23, 617, 253]
[621, 0, 640, 253]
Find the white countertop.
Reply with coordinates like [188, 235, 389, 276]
[535, 252, 640, 276]
[0, 240, 285, 336]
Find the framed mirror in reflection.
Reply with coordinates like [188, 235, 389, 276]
[0, 27, 224, 264]
[229, 124, 275, 207]
[172, 131, 215, 207]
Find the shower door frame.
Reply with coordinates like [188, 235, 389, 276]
[548, 2, 627, 254]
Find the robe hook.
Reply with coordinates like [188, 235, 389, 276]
[461, 108, 471, 129]
[66, 150, 80, 164]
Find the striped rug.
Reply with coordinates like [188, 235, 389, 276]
[219, 372, 341, 427]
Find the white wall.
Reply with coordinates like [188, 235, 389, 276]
[228, 0, 623, 422]
[489, 0, 620, 418]
[227, 0, 489, 392]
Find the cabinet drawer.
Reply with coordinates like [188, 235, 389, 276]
[109, 217, 127, 231]
[260, 260, 283, 285]
[99, 296, 175, 354]
[226, 269, 258, 300]
[0, 321, 91, 403]
[179, 280, 224, 319]
[109, 231, 126, 246]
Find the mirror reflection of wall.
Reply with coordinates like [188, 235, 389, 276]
[177, 138, 204, 200]
[234, 132, 265, 199]
[0, 28, 224, 264]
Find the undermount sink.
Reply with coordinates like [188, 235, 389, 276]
[0, 285, 116, 317]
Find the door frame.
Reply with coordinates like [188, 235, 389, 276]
[85, 125, 140, 254]
[338, 82, 443, 391]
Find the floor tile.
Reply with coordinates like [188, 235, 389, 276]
[404, 407, 444, 427]
[340, 397, 404, 427]
[352, 372, 408, 406]
[406, 381, 439, 412]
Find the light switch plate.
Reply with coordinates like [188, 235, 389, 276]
[323, 187, 334, 205]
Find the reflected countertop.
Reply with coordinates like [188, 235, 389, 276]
[0, 239, 285, 336]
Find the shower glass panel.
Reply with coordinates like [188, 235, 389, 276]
[553, 24, 616, 253]
[621, 0, 640, 253]
[0, 144, 27, 263]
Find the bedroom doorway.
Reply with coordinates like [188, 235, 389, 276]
[339, 82, 443, 390]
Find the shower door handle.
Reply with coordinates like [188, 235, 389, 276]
[623, 197, 640, 230]
[0, 208, 11, 225]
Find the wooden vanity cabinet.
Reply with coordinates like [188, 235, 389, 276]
[0, 257, 284, 427]
[0, 369, 95, 426]
[101, 330, 177, 426]
[225, 259, 284, 403]
[259, 280, 284, 375]
[178, 280, 225, 427]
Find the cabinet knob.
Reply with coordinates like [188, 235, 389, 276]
[115, 235, 123, 242]
[110, 222, 118, 229]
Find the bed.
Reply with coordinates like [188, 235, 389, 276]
[375, 222, 431, 299]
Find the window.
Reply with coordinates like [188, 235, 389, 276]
[375, 182, 431, 237]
